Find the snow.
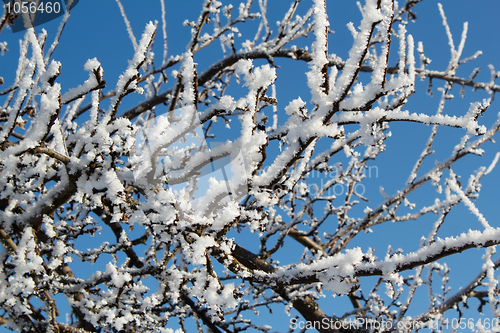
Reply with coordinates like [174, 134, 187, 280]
[1, 2, 500, 331]
[105, 263, 132, 288]
[447, 170, 491, 229]
[306, 0, 330, 103]
[327, 0, 385, 109]
[179, 53, 197, 105]
[285, 97, 307, 117]
[107, 22, 156, 115]
[61, 58, 102, 103]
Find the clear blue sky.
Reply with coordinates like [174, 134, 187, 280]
[1, 0, 500, 332]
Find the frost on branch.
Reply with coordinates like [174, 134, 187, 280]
[0, 1, 500, 333]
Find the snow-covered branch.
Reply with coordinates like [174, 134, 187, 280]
[0, 1, 499, 333]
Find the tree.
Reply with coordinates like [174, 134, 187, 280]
[0, 0, 500, 332]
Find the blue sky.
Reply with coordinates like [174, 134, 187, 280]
[1, 0, 500, 332]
